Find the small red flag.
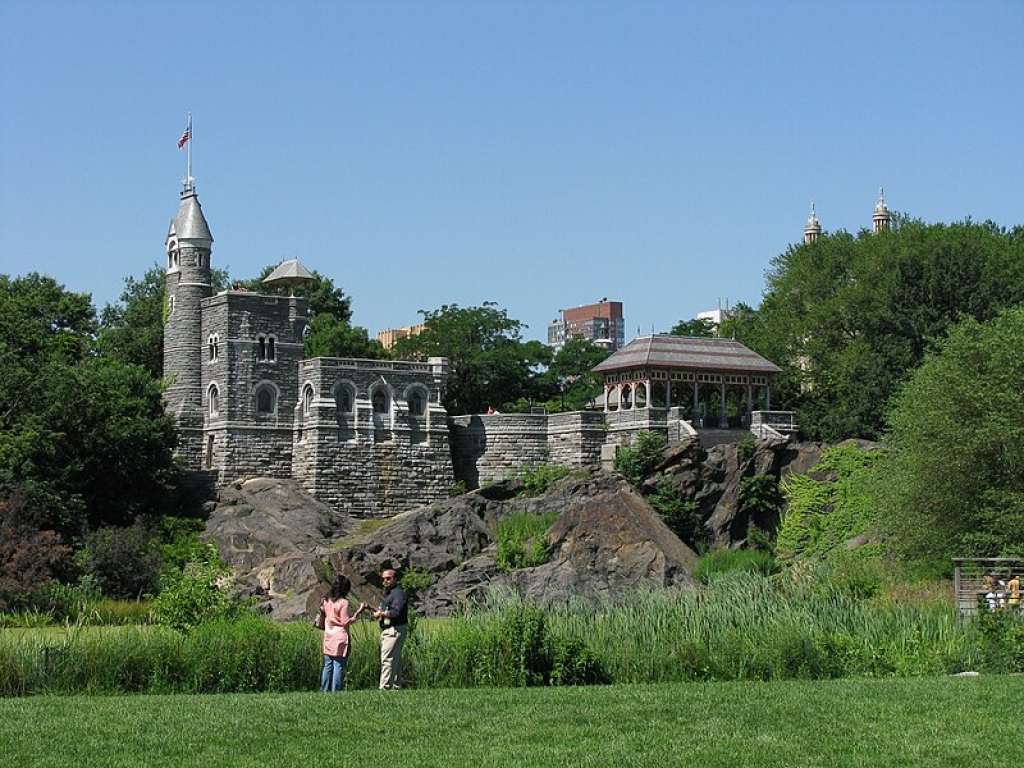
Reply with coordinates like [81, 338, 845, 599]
[177, 128, 191, 149]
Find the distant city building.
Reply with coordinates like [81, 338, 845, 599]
[696, 304, 732, 330]
[376, 324, 425, 350]
[547, 299, 625, 352]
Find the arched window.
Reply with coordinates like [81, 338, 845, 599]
[208, 334, 219, 362]
[208, 384, 219, 415]
[255, 384, 277, 414]
[372, 389, 388, 413]
[335, 384, 355, 415]
[407, 388, 426, 416]
[302, 384, 314, 416]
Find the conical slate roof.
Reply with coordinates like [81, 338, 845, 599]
[593, 334, 781, 375]
[170, 188, 214, 244]
[263, 258, 314, 288]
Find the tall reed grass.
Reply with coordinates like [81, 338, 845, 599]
[2, 574, 1019, 696]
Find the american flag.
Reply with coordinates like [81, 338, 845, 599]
[177, 127, 191, 149]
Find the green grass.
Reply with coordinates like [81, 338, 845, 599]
[1, 677, 1021, 767]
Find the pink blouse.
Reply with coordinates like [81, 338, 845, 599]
[321, 598, 360, 657]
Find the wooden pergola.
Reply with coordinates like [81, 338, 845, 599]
[592, 334, 782, 428]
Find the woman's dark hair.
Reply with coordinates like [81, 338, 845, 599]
[328, 575, 351, 601]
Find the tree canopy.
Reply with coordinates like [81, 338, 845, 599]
[741, 219, 1024, 440]
[0, 274, 178, 539]
[391, 303, 550, 415]
[531, 337, 611, 412]
[878, 305, 1024, 571]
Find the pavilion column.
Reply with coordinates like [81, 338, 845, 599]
[692, 382, 700, 425]
[744, 383, 753, 427]
[765, 384, 772, 411]
[645, 378, 652, 409]
[603, 383, 611, 413]
[718, 381, 728, 428]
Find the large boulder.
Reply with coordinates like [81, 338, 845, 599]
[203, 477, 352, 620]
[204, 472, 698, 620]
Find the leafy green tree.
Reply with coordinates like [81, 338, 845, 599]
[669, 317, 716, 337]
[391, 303, 547, 415]
[99, 264, 229, 380]
[247, 264, 386, 360]
[1, 274, 178, 537]
[98, 265, 167, 379]
[749, 218, 1024, 440]
[535, 337, 610, 412]
[879, 305, 1024, 572]
[303, 313, 386, 359]
[248, 265, 352, 322]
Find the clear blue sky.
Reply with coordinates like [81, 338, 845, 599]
[2, 1, 1022, 343]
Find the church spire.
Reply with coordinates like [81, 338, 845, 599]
[804, 202, 821, 244]
[872, 186, 891, 234]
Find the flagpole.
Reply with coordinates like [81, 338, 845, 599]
[187, 112, 193, 190]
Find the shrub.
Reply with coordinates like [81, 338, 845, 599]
[647, 480, 706, 552]
[149, 553, 248, 633]
[515, 463, 570, 497]
[693, 548, 779, 584]
[974, 608, 1024, 673]
[496, 513, 559, 571]
[737, 434, 757, 463]
[158, 516, 209, 572]
[81, 520, 162, 599]
[613, 430, 667, 484]
[448, 479, 468, 497]
[738, 473, 782, 534]
[0, 497, 73, 610]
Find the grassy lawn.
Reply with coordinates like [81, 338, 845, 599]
[2, 676, 1021, 767]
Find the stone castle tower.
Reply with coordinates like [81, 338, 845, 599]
[161, 182, 455, 515]
[164, 182, 214, 471]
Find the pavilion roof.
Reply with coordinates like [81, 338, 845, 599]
[592, 334, 781, 376]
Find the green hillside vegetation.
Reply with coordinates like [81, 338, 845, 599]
[3, 214, 1024, 646]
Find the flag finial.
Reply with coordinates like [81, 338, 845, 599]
[178, 113, 194, 192]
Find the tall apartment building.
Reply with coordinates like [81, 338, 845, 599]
[547, 299, 625, 352]
[376, 324, 425, 350]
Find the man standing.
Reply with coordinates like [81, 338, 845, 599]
[372, 568, 408, 690]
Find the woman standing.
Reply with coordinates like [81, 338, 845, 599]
[320, 575, 366, 692]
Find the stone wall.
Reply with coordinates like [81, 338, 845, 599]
[199, 291, 308, 483]
[290, 357, 454, 517]
[448, 407, 697, 488]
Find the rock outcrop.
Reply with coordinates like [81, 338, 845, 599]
[203, 437, 852, 621]
[205, 472, 697, 621]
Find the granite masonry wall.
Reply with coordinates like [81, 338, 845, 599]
[290, 357, 453, 517]
[448, 407, 697, 489]
[200, 291, 308, 481]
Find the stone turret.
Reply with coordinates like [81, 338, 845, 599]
[164, 183, 214, 469]
[804, 202, 821, 244]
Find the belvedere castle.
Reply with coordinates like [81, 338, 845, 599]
[163, 182, 784, 518]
